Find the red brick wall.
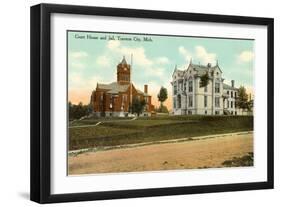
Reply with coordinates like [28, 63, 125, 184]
[91, 84, 154, 114]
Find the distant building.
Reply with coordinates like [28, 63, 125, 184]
[171, 59, 240, 115]
[91, 56, 154, 117]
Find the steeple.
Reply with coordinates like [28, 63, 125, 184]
[121, 56, 127, 65]
[117, 56, 131, 84]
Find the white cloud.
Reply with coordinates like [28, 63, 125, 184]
[237, 51, 254, 63]
[96, 55, 110, 67]
[69, 51, 89, 70]
[194, 46, 216, 65]
[155, 56, 170, 64]
[104, 40, 170, 78]
[70, 51, 89, 59]
[107, 40, 121, 50]
[178, 46, 192, 62]
[70, 62, 85, 70]
[69, 72, 102, 90]
[117, 47, 152, 66]
[178, 45, 216, 65]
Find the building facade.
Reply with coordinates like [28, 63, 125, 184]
[171, 60, 239, 115]
[91, 57, 154, 117]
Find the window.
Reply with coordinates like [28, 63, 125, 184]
[204, 85, 208, 92]
[215, 111, 219, 115]
[231, 91, 233, 98]
[177, 95, 181, 108]
[99, 93, 104, 110]
[204, 96, 207, 107]
[188, 110, 192, 115]
[235, 111, 237, 115]
[188, 95, 193, 107]
[110, 95, 113, 109]
[205, 110, 207, 115]
[173, 84, 177, 95]
[173, 97, 176, 109]
[144, 96, 148, 103]
[124, 95, 127, 102]
[231, 101, 233, 108]
[184, 82, 186, 91]
[144, 105, 147, 112]
[188, 80, 193, 92]
[235, 92, 237, 98]
[215, 97, 220, 107]
[227, 90, 229, 95]
[179, 83, 182, 91]
[215, 83, 220, 93]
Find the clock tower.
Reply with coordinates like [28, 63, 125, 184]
[117, 56, 131, 84]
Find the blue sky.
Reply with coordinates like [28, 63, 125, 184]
[68, 31, 254, 108]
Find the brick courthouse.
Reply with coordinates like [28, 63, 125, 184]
[91, 56, 155, 117]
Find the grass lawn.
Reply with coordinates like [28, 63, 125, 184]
[69, 115, 253, 150]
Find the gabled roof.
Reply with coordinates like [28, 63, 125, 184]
[173, 69, 184, 78]
[172, 65, 184, 77]
[97, 82, 150, 96]
[97, 82, 129, 93]
[137, 89, 149, 97]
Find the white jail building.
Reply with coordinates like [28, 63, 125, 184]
[171, 60, 239, 115]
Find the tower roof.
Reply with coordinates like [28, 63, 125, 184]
[120, 56, 127, 65]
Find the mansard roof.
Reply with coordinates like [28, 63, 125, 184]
[223, 83, 238, 91]
[189, 63, 222, 74]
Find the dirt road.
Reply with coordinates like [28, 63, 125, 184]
[68, 133, 253, 175]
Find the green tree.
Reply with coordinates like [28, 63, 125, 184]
[68, 102, 91, 120]
[247, 99, 254, 112]
[157, 105, 169, 113]
[199, 72, 209, 88]
[157, 87, 168, 108]
[236, 86, 249, 110]
[132, 98, 146, 116]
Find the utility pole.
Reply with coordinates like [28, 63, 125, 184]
[130, 54, 133, 113]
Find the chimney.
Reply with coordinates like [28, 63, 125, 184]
[144, 85, 148, 94]
[231, 80, 235, 87]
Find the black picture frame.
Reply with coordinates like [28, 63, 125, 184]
[30, 3, 274, 204]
